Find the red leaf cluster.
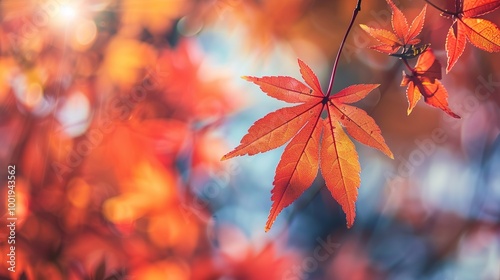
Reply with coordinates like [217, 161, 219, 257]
[446, 0, 500, 72]
[401, 49, 460, 118]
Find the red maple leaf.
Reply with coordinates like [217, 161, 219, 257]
[222, 59, 393, 231]
[360, 0, 427, 54]
[445, 0, 500, 72]
[401, 48, 460, 118]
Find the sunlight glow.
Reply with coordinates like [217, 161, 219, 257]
[60, 4, 77, 21]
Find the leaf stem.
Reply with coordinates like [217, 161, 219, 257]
[423, 0, 453, 15]
[401, 58, 414, 73]
[326, 0, 362, 97]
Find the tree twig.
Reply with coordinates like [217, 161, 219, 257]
[326, 0, 362, 96]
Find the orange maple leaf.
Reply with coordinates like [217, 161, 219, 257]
[222, 59, 393, 231]
[401, 48, 460, 118]
[360, 0, 427, 54]
[445, 0, 500, 72]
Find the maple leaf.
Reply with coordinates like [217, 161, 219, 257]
[222, 59, 393, 231]
[360, 0, 427, 54]
[445, 0, 500, 72]
[400, 48, 460, 118]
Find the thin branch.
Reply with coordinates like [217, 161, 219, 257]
[401, 58, 415, 73]
[424, 0, 454, 15]
[326, 0, 362, 96]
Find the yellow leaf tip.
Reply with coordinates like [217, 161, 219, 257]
[265, 209, 279, 232]
[264, 221, 273, 232]
[220, 152, 235, 161]
[242, 76, 259, 82]
[407, 106, 414, 116]
[359, 24, 369, 31]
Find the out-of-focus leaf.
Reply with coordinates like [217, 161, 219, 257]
[401, 49, 460, 118]
[360, 0, 427, 54]
[445, 0, 500, 72]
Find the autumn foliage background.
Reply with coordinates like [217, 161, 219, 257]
[1, 0, 500, 279]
